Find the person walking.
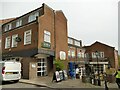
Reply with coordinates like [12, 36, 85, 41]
[114, 68, 120, 89]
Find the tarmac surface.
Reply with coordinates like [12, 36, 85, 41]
[19, 76, 119, 89]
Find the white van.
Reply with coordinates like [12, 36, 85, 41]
[0, 60, 21, 82]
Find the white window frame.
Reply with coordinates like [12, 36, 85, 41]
[92, 52, 96, 58]
[44, 30, 51, 43]
[68, 38, 73, 44]
[12, 34, 18, 47]
[74, 40, 80, 46]
[5, 36, 11, 49]
[5, 23, 12, 32]
[100, 52, 104, 58]
[24, 30, 32, 45]
[28, 12, 39, 22]
[71, 50, 75, 58]
[16, 19, 22, 27]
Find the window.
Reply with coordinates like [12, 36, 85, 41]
[68, 38, 73, 44]
[71, 50, 75, 58]
[77, 52, 84, 58]
[12, 34, 18, 47]
[68, 50, 71, 57]
[28, 12, 39, 22]
[5, 36, 11, 49]
[100, 52, 104, 58]
[44, 30, 51, 43]
[74, 40, 80, 46]
[8, 23, 12, 30]
[77, 52, 81, 58]
[24, 30, 32, 45]
[16, 20, 22, 27]
[92, 52, 96, 58]
[5, 23, 12, 31]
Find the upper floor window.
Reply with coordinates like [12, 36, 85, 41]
[74, 40, 80, 46]
[12, 34, 18, 47]
[24, 30, 32, 45]
[44, 30, 51, 43]
[5, 36, 11, 49]
[28, 12, 39, 23]
[16, 19, 22, 27]
[68, 38, 73, 44]
[92, 52, 96, 58]
[71, 50, 75, 58]
[85, 53, 89, 58]
[5, 23, 12, 31]
[100, 52, 104, 58]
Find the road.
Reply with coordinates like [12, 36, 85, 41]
[1, 81, 47, 88]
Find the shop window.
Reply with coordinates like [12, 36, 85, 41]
[44, 30, 51, 43]
[12, 34, 18, 47]
[5, 36, 11, 49]
[24, 30, 32, 45]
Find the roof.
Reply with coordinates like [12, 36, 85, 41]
[83, 41, 115, 49]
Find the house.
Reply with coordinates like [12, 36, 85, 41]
[83, 41, 119, 73]
[2, 3, 68, 79]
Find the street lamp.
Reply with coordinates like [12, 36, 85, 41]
[95, 51, 101, 86]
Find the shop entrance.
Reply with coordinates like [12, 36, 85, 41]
[37, 58, 47, 76]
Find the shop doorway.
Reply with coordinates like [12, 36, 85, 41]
[37, 58, 47, 76]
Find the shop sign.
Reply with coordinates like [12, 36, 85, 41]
[41, 42, 51, 49]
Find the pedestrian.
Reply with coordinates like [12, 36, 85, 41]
[114, 68, 120, 89]
[103, 72, 109, 90]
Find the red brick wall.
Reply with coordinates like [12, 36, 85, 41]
[2, 22, 38, 53]
[55, 11, 68, 60]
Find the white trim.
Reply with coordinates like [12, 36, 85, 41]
[89, 62, 108, 64]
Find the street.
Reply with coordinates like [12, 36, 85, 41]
[1, 81, 46, 88]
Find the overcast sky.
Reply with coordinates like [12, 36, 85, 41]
[0, 0, 119, 51]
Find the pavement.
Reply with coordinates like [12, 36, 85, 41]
[19, 76, 119, 89]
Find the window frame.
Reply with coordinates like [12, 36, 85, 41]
[5, 36, 11, 49]
[24, 30, 32, 45]
[11, 34, 18, 48]
[44, 30, 51, 43]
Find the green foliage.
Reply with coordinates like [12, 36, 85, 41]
[54, 59, 64, 71]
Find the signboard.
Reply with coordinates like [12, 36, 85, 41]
[41, 42, 51, 49]
[60, 51, 66, 60]
[59, 71, 64, 80]
[63, 70, 68, 80]
[55, 71, 61, 82]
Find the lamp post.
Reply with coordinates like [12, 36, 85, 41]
[95, 51, 101, 86]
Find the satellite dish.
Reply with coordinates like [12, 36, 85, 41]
[15, 37, 21, 42]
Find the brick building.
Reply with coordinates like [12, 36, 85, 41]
[2, 3, 68, 79]
[83, 41, 119, 73]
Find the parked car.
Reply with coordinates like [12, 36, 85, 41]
[0, 60, 21, 82]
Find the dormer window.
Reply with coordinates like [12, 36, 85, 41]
[68, 38, 73, 44]
[74, 40, 80, 46]
[4, 23, 12, 32]
[28, 12, 39, 23]
[16, 19, 22, 27]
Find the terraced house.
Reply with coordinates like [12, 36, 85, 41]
[2, 3, 68, 79]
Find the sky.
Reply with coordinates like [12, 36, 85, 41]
[0, 0, 119, 51]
